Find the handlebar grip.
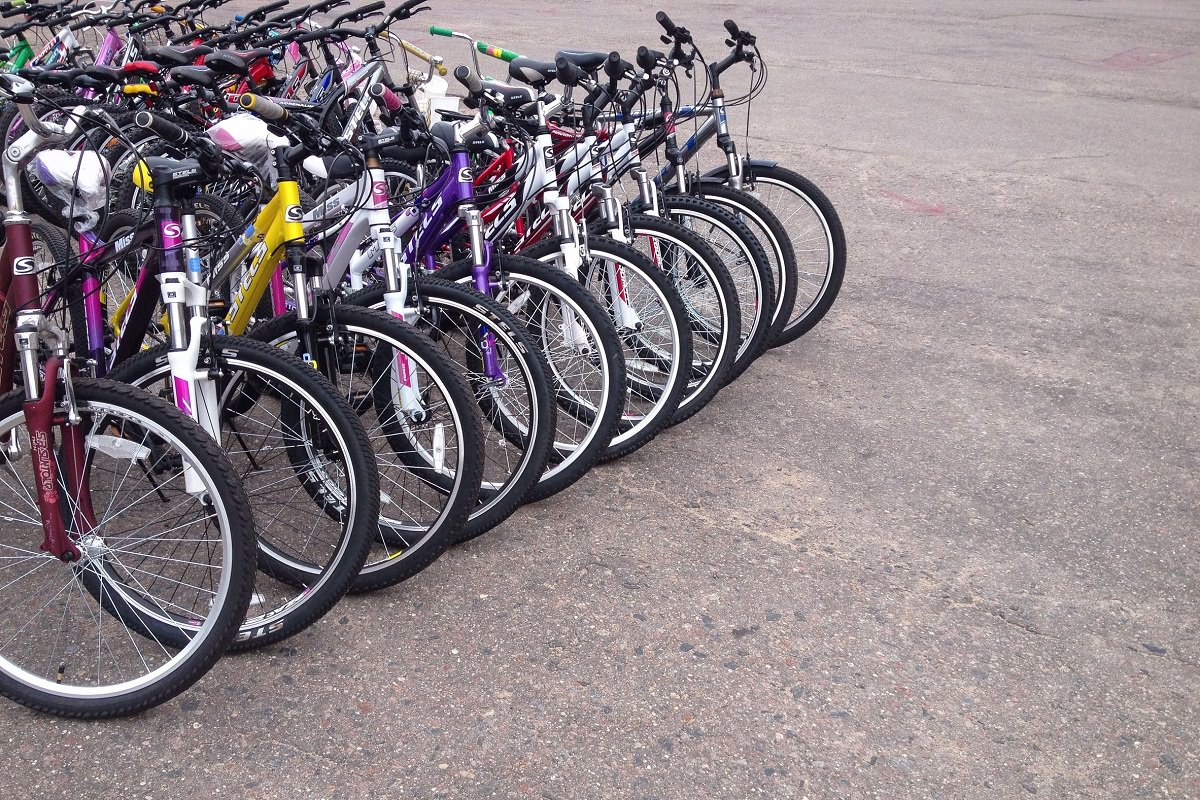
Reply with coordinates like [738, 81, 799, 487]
[554, 55, 583, 87]
[476, 40, 520, 63]
[655, 11, 676, 35]
[133, 110, 190, 147]
[604, 51, 624, 80]
[723, 19, 740, 39]
[453, 63, 482, 95]
[352, 0, 384, 18]
[239, 92, 289, 122]
[248, 0, 289, 19]
[391, 0, 428, 18]
[368, 82, 402, 111]
[428, 24, 453, 37]
[636, 45, 655, 73]
[310, 0, 346, 13]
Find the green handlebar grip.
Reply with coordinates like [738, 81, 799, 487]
[476, 40, 520, 62]
[428, 25, 454, 37]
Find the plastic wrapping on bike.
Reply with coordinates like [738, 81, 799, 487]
[207, 113, 287, 185]
[29, 150, 111, 232]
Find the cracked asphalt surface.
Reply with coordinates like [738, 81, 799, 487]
[2, 1, 1199, 797]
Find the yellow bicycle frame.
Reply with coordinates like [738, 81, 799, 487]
[222, 178, 305, 336]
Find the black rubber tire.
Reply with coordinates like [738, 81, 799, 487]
[623, 213, 740, 425]
[658, 193, 775, 383]
[738, 164, 846, 345]
[0, 379, 256, 719]
[681, 181, 798, 347]
[248, 304, 484, 592]
[344, 277, 556, 542]
[519, 236, 693, 462]
[435, 254, 627, 501]
[107, 337, 380, 649]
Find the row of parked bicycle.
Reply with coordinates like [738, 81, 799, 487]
[0, 0, 845, 718]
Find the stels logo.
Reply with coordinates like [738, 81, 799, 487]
[163, 222, 182, 239]
[285, 205, 303, 222]
[13, 256, 35, 275]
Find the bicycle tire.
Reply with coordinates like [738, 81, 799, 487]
[435, 254, 627, 500]
[0, 378, 255, 718]
[738, 164, 846, 344]
[521, 236, 693, 462]
[657, 193, 775, 382]
[249, 304, 484, 592]
[107, 336, 379, 649]
[345, 277, 555, 541]
[681, 181, 798, 346]
[624, 213, 740, 425]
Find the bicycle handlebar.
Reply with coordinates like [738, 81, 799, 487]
[239, 91, 288, 122]
[476, 40, 519, 63]
[133, 109, 189, 146]
[400, 39, 447, 75]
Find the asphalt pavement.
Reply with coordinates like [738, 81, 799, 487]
[2, 1, 1198, 798]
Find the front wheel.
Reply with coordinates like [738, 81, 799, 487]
[520, 237, 693, 462]
[250, 304, 484, 592]
[107, 337, 380, 650]
[0, 379, 256, 718]
[345, 277, 556, 541]
[714, 162, 846, 345]
[435, 255, 627, 502]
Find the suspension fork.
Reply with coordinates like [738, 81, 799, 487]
[157, 196, 219, 494]
[274, 151, 320, 370]
[10, 241, 87, 561]
[710, 96, 742, 190]
[460, 206, 505, 383]
[351, 159, 428, 419]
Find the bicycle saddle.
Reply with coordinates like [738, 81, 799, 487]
[18, 69, 84, 88]
[555, 50, 607, 73]
[481, 79, 536, 109]
[203, 52, 249, 75]
[83, 65, 127, 85]
[140, 155, 216, 191]
[146, 45, 213, 67]
[508, 57, 556, 88]
[169, 66, 218, 89]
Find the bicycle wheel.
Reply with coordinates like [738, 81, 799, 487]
[738, 164, 846, 345]
[625, 213, 740, 425]
[436, 255, 626, 503]
[107, 337, 379, 649]
[682, 182, 797, 345]
[0, 378, 255, 718]
[658, 193, 775, 382]
[345, 277, 555, 541]
[250, 304, 483, 591]
[521, 237, 693, 462]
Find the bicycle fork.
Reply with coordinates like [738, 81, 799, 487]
[157, 201, 221, 495]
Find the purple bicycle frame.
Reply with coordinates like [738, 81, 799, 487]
[77, 29, 125, 101]
[397, 149, 505, 379]
[404, 150, 495, 294]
